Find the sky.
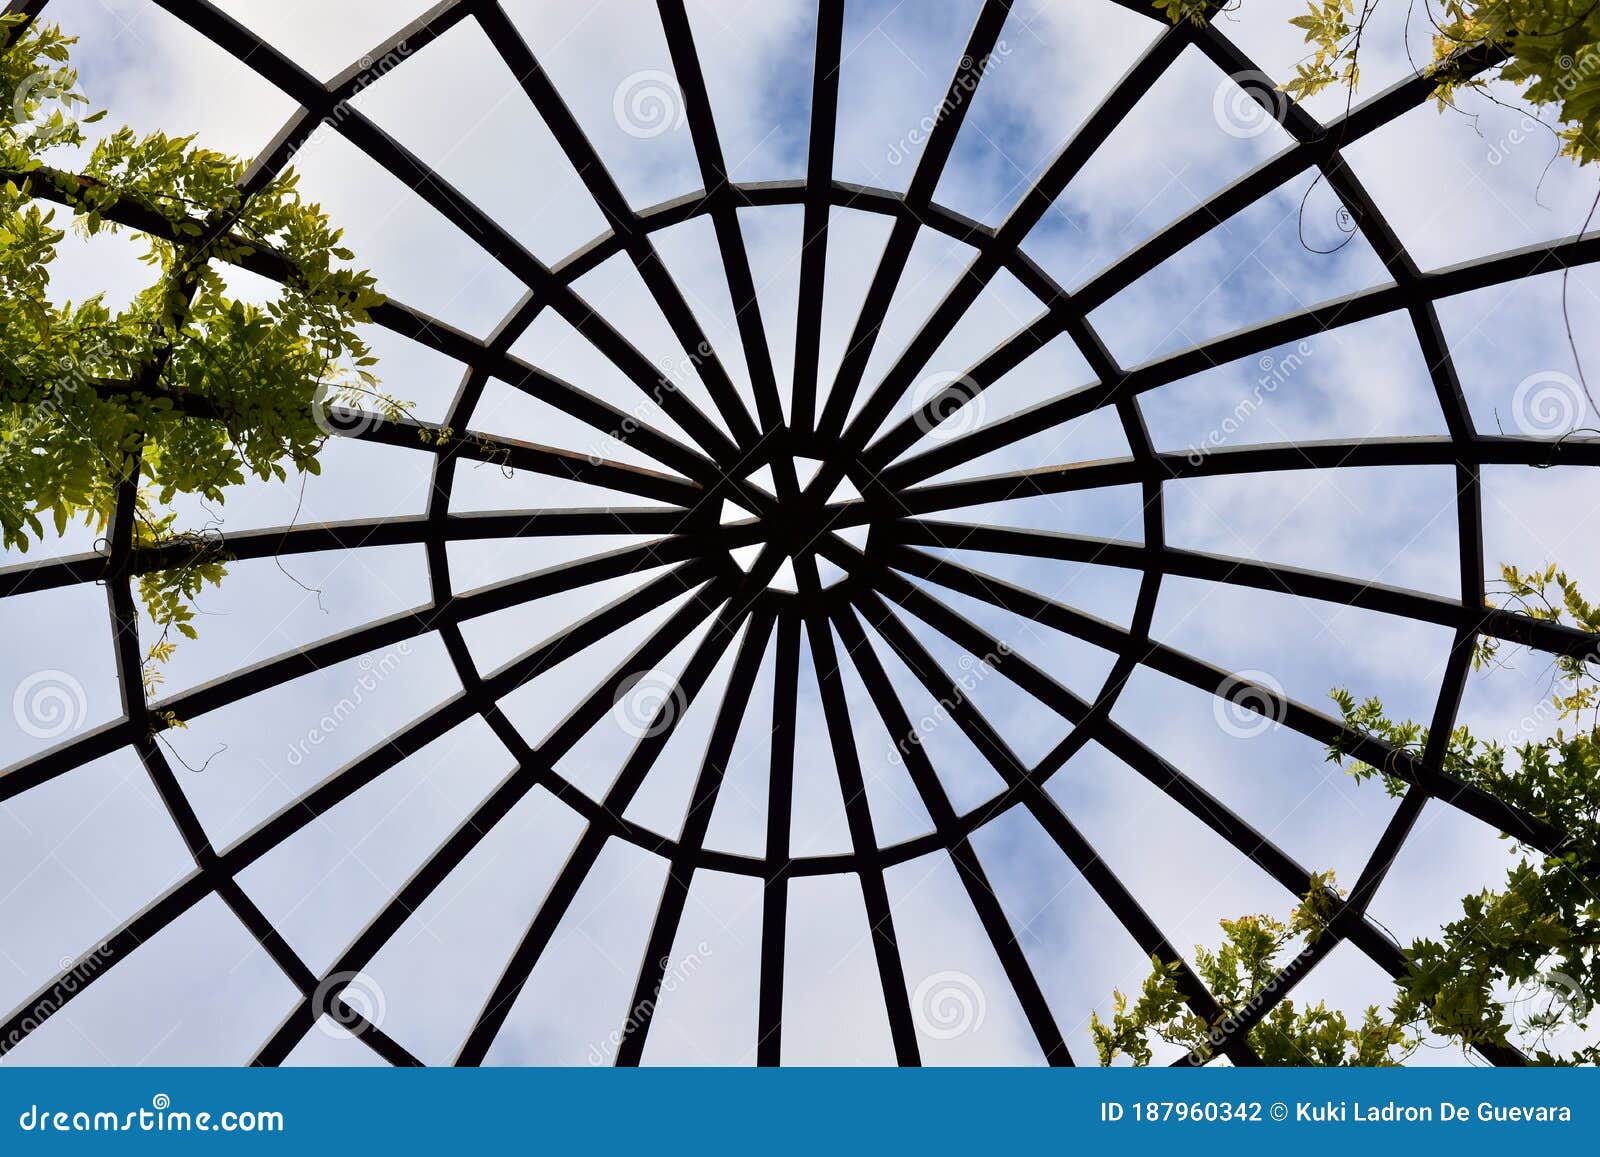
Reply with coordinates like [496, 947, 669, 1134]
[2, 0, 1599, 1067]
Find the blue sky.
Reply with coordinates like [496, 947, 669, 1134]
[3, 0, 1600, 1066]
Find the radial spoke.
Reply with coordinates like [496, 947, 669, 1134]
[885, 434, 1600, 512]
[152, 0, 743, 467]
[453, 560, 781, 1066]
[0, 555, 724, 1060]
[656, 0, 786, 434]
[838, 23, 1193, 455]
[790, 0, 846, 434]
[614, 606, 777, 1065]
[888, 521, 1600, 660]
[1073, 40, 1506, 314]
[847, 584, 1263, 1066]
[885, 233, 1600, 487]
[831, 603, 1071, 1064]
[802, 605, 921, 1065]
[473, 1, 763, 449]
[815, 0, 1014, 439]
[255, 568, 744, 1065]
[756, 614, 801, 1066]
[880, 543, 1566, 855]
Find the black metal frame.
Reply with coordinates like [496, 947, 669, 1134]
[3, 0, 1599, 1068]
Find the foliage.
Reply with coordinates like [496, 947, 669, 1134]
[1, 16, 398, 687]
[1091, 871, 1414, 1065]
[1160, 0, 1600, 166]
[1096, 563, 1600, 1065]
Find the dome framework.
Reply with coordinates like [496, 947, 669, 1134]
[3, 0, 1600, 1067]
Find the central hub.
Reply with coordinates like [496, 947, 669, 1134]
[721, 453, 868, 593]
